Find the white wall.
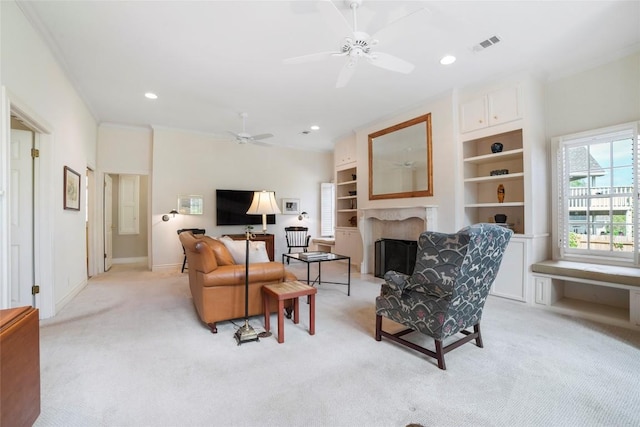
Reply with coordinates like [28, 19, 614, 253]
[149, 127, 333, 271]
[1, 0, 98, 317]
[98, 124, 153, 175]
[545, 52, 640, 138]
[355, 93, 458, 233]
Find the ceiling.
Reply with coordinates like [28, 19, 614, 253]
[18, 0, 640, 152]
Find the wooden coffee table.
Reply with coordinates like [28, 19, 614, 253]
[262, 280, 317, 343]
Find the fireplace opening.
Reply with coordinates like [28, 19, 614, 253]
[374, 238, 417, 278]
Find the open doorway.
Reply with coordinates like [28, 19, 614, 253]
[103, 173, 149, 270]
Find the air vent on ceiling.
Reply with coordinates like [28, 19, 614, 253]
[472, 35, 501, 52]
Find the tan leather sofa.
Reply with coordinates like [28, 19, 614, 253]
[179, 231, 296, 333]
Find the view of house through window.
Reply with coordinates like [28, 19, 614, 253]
[555, 123, 638, 263]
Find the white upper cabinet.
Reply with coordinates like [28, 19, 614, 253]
[460, 97, 488, 133]
[334, 137, 357, 167]
[461, 86, 521, 133]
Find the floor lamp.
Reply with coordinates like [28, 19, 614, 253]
[234, 190, 281, 345]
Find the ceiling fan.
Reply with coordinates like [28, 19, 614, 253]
[393, 160, 415, 169]
[284, 0, 424, 88]
[228, 112, 273, 146]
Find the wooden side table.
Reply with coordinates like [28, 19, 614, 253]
[1, 306, 40, 427]
[262, 281, 317, 343]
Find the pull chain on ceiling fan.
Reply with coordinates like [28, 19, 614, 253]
[284, 0, 425, 88]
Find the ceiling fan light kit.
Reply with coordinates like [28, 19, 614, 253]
[284, 0, 420, 88]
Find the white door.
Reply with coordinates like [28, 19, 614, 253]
[10, 129, 34, 307]
[104, 174, 113, 271]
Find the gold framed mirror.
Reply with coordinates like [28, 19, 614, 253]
[368, 113, 433, 200]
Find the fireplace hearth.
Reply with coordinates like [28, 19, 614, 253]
[374, 238, 417, 278]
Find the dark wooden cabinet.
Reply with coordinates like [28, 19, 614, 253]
[1, 306, 40, 427]
[226, 233, 275, 261]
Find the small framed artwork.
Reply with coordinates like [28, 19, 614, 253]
[282, 198, 300, 215]
[178, 195, 204, 215]
[63, 166, 81, 211]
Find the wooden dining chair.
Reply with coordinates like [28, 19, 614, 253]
[284, 226, 310, 263]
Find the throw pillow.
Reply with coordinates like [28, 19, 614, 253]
[220, 236, 270, 264]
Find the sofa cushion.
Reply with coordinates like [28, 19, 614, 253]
[220, 236, 270, 264]
[201, 236, 235, 266]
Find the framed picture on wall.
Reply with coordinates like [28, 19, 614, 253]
[64, 166, 81, 211]
[282, 198, 300, 215]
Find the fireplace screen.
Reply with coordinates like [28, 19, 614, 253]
[374, 238, 417, 278]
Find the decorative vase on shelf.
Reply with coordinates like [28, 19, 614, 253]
[491, 142, 504, 153]
[497, 184, 505, 203]
[494, 214, 507, 224]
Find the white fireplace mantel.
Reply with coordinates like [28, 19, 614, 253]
[359, 206, 437, 274]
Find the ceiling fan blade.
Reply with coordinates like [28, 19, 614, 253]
[368, 52, 414, 74]
[336, 59, 358, 88]
[249, 140, 272, 147]
[251, 133, 273, 140]
[228, 131, 241, 138]
[283, 51, 341, 65]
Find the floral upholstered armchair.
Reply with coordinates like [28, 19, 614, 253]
[375, 223, 513, 370]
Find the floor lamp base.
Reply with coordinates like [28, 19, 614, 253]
[234, 319, 259, 345]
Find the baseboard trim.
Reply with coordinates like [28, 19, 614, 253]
[55, 278, 87, 315]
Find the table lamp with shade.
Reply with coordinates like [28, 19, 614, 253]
[234, 190, 281, 345]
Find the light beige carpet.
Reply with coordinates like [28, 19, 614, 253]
[35, 262, 640, 426]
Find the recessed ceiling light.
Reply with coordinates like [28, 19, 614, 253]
[310, 125, 320, 131]
[440, 55, 456, 65]
[144, 92, 158, 99]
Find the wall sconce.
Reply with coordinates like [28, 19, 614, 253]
[162, 209, 179, 222]
[298, 211, 309, 221]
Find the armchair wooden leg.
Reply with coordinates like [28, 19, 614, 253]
[474, 324, 483, 348]
[375, 315, 382, 341]
[207, 323, 218, 334]
[435, 340, 446, 370]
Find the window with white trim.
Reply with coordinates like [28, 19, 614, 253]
[553, 122, 639, 265]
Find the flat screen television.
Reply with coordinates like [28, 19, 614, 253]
[216, 189, 276, 226]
